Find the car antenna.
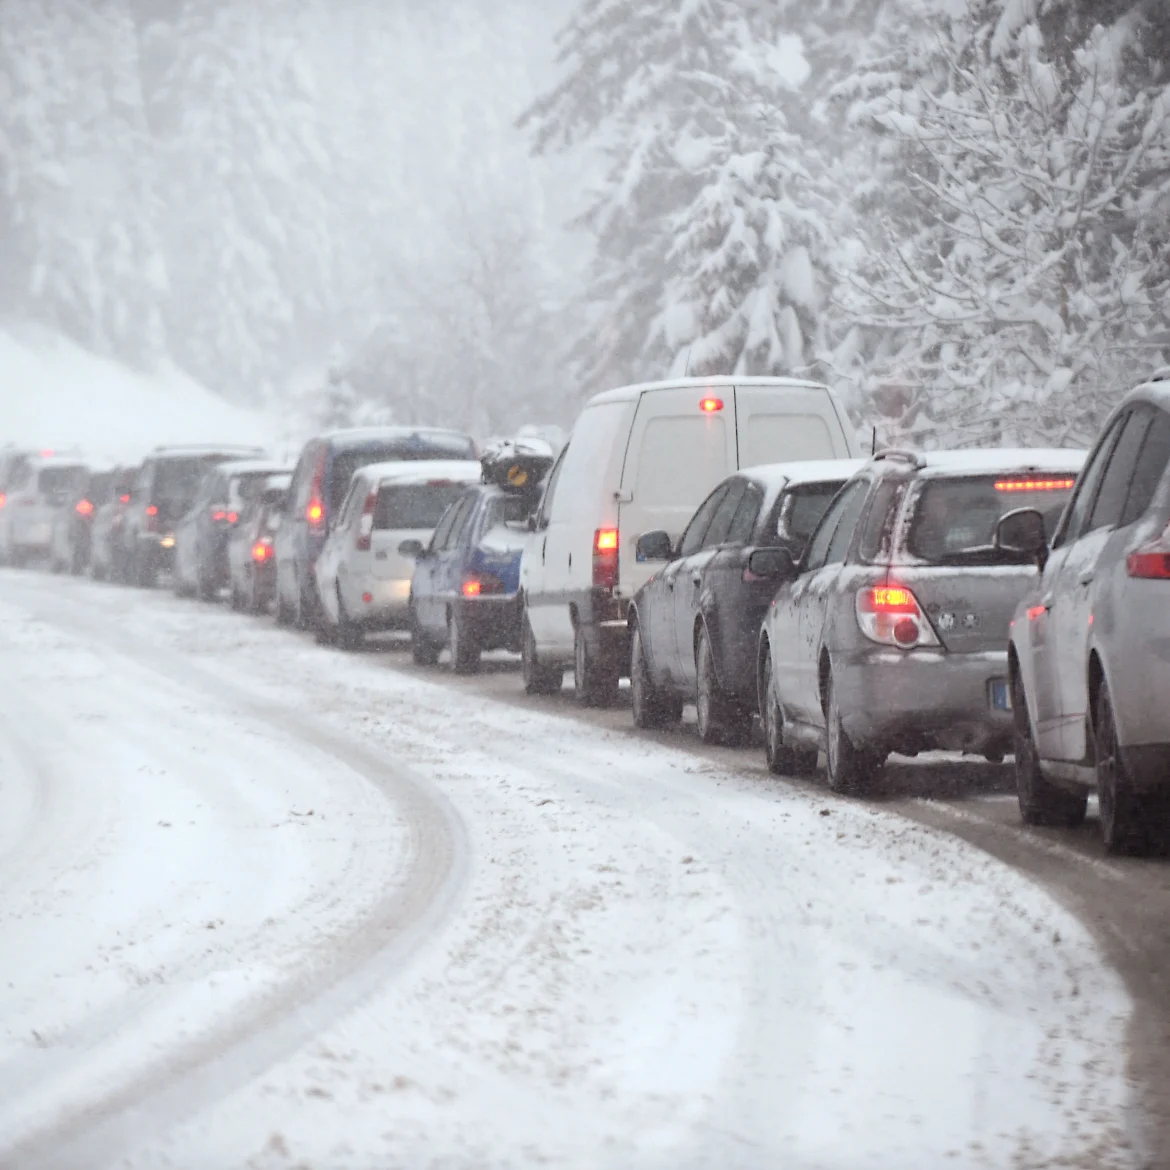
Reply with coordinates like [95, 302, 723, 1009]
[683, 347, 693, 378]
[871, 426, 877, 456]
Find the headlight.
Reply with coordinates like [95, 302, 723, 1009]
[160, 535, 176, 549]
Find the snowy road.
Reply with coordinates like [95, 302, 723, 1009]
[0, 570, 1145, 1169]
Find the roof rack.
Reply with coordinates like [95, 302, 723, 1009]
[871, 448, 926, 469]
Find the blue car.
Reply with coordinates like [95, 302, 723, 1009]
[407, 484, 531, 672]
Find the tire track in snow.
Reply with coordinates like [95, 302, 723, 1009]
[0, 585, 470, 1170]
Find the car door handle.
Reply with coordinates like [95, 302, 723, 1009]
[690, 572, 701, 587]
[1040, 593, 1054, 609]
[1078, 571, 1094, 586]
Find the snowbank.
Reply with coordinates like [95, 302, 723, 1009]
[0, 326, 276, 465]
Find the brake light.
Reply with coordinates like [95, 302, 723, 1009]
[212, 509, 227, 521]
[145, 503, 158, 533]
[699, 397, 724, 413]
[462, 579, 482, 597]
[251, 541, 273, 563]
[593, 527, 619, 589]
[306, 499, 324, 527]
[146, 505, 158, 515]
[1128, 526, 1170, 578]
[119, 494, 130, 504]
[461, 573, 502, 597]
[40, 449, 53, 458]
[227, 511, 238, 524]
[0, 493, 6, 509]
[994, 478, 1076, 492]
[75, 498, 94, 517]
[856, 582, 940, 648]
[355, 490, 377, 551]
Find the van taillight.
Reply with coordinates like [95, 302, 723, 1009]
[593, 527, 619, 590]
[355, 490, 378, 551]
[699, 396, 724, 413]
[306, 499, 324, 527]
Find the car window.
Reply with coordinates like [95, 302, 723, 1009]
[429, 497, 462, 551]
[858, 478, 907, 562]
[7, 459, 31, 492]
[375, 482, 468, 530]
[536, 447, 568, 530]
[803, 480, 865, 572]
[702, 480, 746, 548]
[445, 495, 477, 549]
[678, 484, 729, 557]
[1084, 407, 1152, 535]
[336, 481, 364, 530]
[768, 480, 849, 550]
[292, 447, 317, 510]
[825, 480, 870, 565]
[1055, 414, 1126, 547]
[727, 484, 764, 544]
[1121, 408, 1170, 527]
[485, 494, 530, 529]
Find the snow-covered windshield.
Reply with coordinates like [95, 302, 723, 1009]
[373, 483, 466, 529]
[908, 475, 1076, 563]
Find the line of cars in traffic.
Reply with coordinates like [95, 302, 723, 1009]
[2, 372, 1168, 854]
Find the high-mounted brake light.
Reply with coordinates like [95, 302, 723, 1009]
[355, 490, 378, 551]
[75, 498, 94, 517]
[251, 541, 273, 563]
[994, 478, 1075, 492]
[593, 527, 619, 590]
[699, 397, 724, 413]
[40, 449, 54, 458]
[856, 582, 940, 649]
[306, 499, 324, 526]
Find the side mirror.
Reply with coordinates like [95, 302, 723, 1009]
[636, 530, 674, 562]
[995, 508, 1048, 569]
[746, 546, 797, 581]
[398, 538, 425, 558]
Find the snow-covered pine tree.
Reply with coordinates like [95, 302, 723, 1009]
[522, 0, 839, 395]
[839, 0, 1170, 448]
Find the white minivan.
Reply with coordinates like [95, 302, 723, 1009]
[519, 376, 861, 703]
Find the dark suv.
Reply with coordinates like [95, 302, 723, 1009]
[274, 426, 477, 626]
[122, 445, 267, 586]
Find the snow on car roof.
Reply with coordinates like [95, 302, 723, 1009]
[742, 458, 867, 488]
[319, 425, 475, 446]
[212, 459, 294, 478]
[1126, 378, 1170, 413]
[357, 459, 483, 486]
[875, 448, 1087, 477]
[150, 444, 266, 460]
[587, 374, 829, 407]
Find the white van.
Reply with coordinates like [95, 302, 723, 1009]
[519, 376, 861, 703]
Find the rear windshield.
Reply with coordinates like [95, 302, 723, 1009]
[907, 474, 1076, 564]
[228, 471, 279, 508]
[37, 466, 86, 497]
[484, 494, 531, 528]
[773, 482, 847, 547]
[374, 482, 468, 530]
[154, 456, 235, 502]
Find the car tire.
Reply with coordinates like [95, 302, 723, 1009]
[410, 604, 440, 666]
[196, 561, 216, 602]
[761, 643, 818, 776]
[274, 575, 293, 625]
[294, 573, 318, 630]
[448, 606, 480, 674]
[695, 628, 751, 746]
[825, 669, 882, 795]
[1012, 672, 1087, 827]
[133, 548, 156, 589]
[70, 547, 85, 576]
[229, 577, 244, 611]
[91, 558, 107, 582]
[1097, 680, 1155, 855]
[521, 614, 561, 696]
[630, 622, 682, 730]
[574, 623, 618, 707]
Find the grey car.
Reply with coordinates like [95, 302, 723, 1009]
[756, 448, 1085, 792]
[1002, 380, 1170, 853]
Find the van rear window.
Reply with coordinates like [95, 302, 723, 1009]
[739, 414, 835, 468]
[37, 466, 85, 496]
[907, 474, 1076, 564]
[374, 483, 467, 530]
[633, 416, 730, 510]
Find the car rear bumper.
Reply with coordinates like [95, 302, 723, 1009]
[834, 647, 1013, 756]
[353, 576, 413, 628]
[461, 594, 522, 649]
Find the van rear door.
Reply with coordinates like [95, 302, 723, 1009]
[617, 388, 738, 598]
[733, 384, 858, 466]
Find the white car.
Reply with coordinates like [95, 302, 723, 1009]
[0, 451, 89, 566]
[313, 459, 482, 647]
[519, 375, 861, 704]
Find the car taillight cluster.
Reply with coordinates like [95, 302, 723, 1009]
[593, 527, 619, 590]
[856, 583, 940, 649]
[1127, 523, 1170, 579]
[211, 509, 239, 524]
[75, 498, 94, 517]
[462, 573, 504, 597]
[0, 492, 8, 509]
[252, 541, 273, 563]
[355, 490, 377, 551]
[144, 503, 158, 532]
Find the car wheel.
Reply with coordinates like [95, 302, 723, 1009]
[91, 558, 107, 582]
[825, 669, 882, 795]
[521, 614, 561, 695]
[1012, 672, 1087, 827]
[196, 561, 216, 602]
[134, 548, 156, 589]
[410, 603, 440, 666]
[1097, 680, 1154, 855]
[274, 574, 293, 625]
[70, 547, 85, 576]
[294, 573, 318, 630]
[761, 643, 817, 776]
[335, 586, 364, 651]
[573, 623, 618, 707]
[448, 606, 480, 674]
[631, 622, 681, 730]
[695, 628, 751, 746]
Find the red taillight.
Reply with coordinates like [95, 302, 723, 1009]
[145, 505, 158, 515]
[0, 492, 7, 509]
[856, 582, 939, 648]
[593, 527, 619, 590]
[306, 499, 324, 527]
[75, 498, 94, 517]
[355, 490, 377, 551]
[39, 449, 54, 458]
[699, 397, 724, 412]
[145, 503, 158, 532]
[251, 541, 272, 563]
[227, 511, 238, 524]
[994, 478, 1076, 492]
[119, 493, 130, 504]
[462, 579, 482, 597]
[1128, 547, 1170, 578]
[212, 509, 227, 521]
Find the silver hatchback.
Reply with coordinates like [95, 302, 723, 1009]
[1003, 382, 1170, 853]
[756, 448, 1084, 792]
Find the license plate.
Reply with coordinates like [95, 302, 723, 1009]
[990, 679, 1012, 711]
